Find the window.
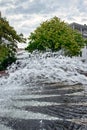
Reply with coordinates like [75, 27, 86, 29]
[80, 51, 82, 57]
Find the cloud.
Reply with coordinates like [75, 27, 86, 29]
[0, 0, 87, 37]
[77, 0, 87, 13]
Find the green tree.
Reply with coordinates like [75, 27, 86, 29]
[0, 17, 26, 70]
[26, 16, 84, 56]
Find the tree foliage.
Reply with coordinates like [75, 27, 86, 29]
[0, 17, 26, 70]
[0, 17, 26, 43]
[26, 16, 84, 56]
[0, 44, 16, 70]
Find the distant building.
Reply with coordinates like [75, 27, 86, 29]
[70, 22, 87, 38]
[70, 22, 87, 62]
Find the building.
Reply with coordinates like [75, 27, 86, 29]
[70, 22, 87, 62]
[70, 22, 87, 38]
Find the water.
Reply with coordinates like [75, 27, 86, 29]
[0, 50, 87, 130]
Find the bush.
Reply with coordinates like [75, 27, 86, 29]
[0, 17, 26, 70]
[0, 44, 16, 70]
[26, 16, 84, 56]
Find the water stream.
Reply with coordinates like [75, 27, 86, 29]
[0, 50, 87, 130]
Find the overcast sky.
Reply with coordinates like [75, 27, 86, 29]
[0, 0, 87, 37]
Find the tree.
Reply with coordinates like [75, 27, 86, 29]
[26, 16, 84, 56]
[0, 16, 26, 70]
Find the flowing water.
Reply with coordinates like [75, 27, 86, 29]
[0, 50, 87, 130]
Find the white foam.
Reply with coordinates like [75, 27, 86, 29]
[0, 124, 12, 130]
[0, 50, 87, 87]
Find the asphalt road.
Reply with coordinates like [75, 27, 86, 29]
[0, 82, 87, 130]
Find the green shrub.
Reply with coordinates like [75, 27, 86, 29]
[0, 44, 16, 70]
[0, 17, 26, 70]
[26, 16, 84, 56]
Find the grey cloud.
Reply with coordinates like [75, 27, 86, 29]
[1, 0, 87, 36]
[6, 0, 46, 15]
[81, 18, 87, 22]
[77, 0, 87, 12]
[14, 0, 26, 5]
[6, 0, 70, 15]
[1, 0, 80, 16]
[67, 16, 76, 21]
[0, 0, 13, 6]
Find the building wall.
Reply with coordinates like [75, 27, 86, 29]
[81, 45, 87, 62]
[70, 22, 87, 38]
[70, 22, 87, 62]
